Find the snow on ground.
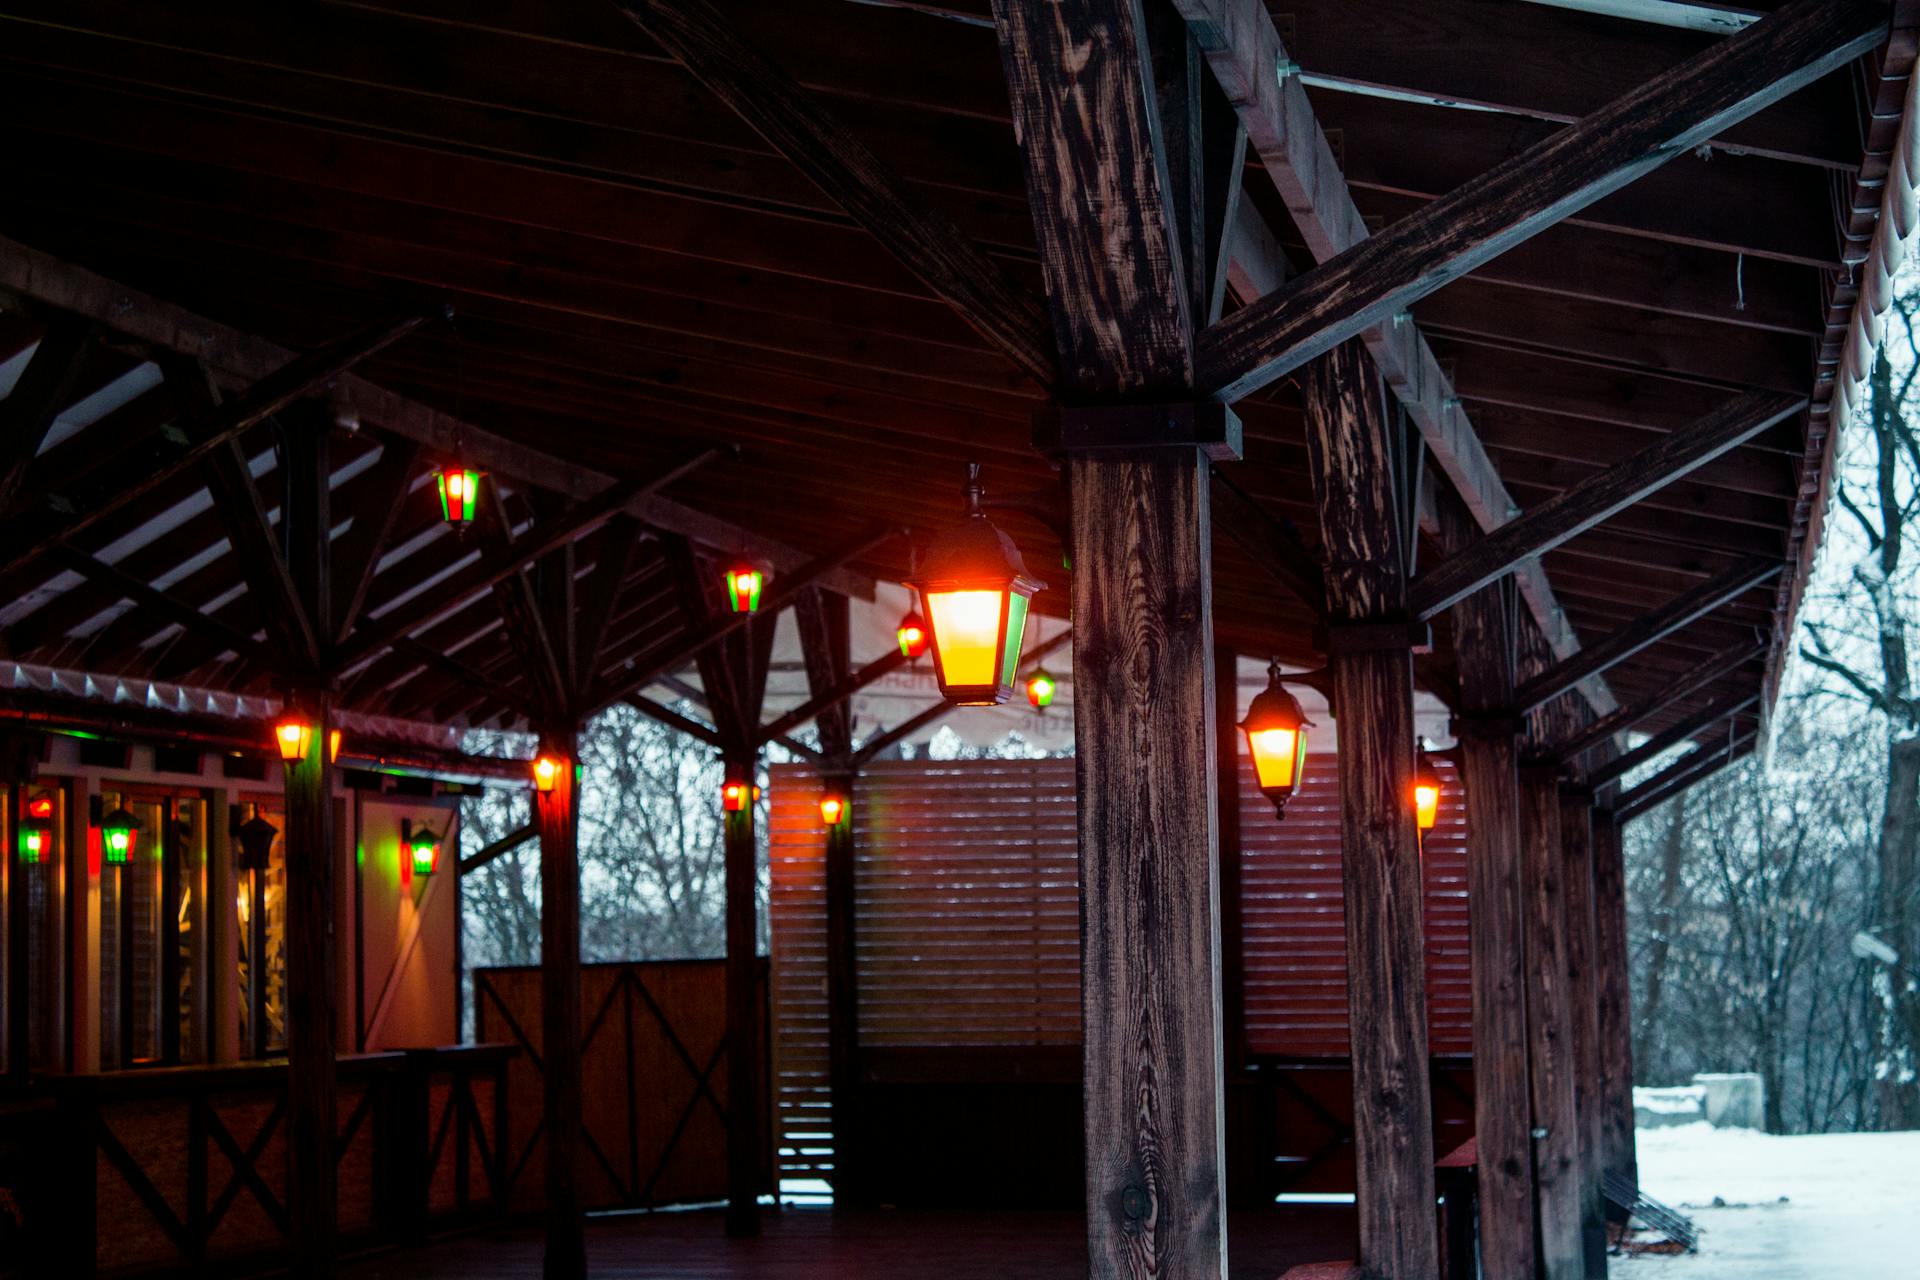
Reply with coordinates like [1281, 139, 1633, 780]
[1616, 1122, 1920, 1280]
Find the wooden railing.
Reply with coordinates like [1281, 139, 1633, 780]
[0, 1045, 512, 1277]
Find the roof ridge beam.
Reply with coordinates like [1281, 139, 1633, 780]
[1193, 0, 1886, 401]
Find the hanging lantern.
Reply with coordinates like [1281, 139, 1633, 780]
[724, 562, 765, 614]
[275, 715, 314, 764]
[1026, 667, 1057, 710]
[329, 728, 343, 764]
[896, 609, 929, 661]
[18, 822, 49, 865]
[1240, 659, 1313, 818]
[435, 466, 481, 528]
[100, 803, 140, 865]
[722, 780, 751, 812]
[235, 809, 279, 873]
[533, 755, 563, 794]
[906, 464, 1046, 706]
[1412, 745, 1442, 836]
[818, 792, 848, 827]
[402, 819, 442, 877]
[26, 794, 54, 821]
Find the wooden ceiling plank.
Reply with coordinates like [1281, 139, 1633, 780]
[609, 0, 1057, 387]
[1411, 390, 1805, 619]
[1195, 0, 1885, 402]
[1515, 555, 1784, 712]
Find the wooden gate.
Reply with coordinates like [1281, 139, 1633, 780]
[473, 959, 770, 1213]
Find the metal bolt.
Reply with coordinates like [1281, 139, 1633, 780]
[1276, 57, 1300, 81]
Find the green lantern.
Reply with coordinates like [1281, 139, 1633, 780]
[101, 804, 140, 865]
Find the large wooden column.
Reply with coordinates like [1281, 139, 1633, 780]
[1448, 582, 1537, 1280]
[282, 693, 337, 1278]
[1071, 449, 1226, 1278]
[1301, 340, 1437, 1280]
[1520, 765, 1582, 1279]
[1590, 807, 1639, 1203]
[281, 413, 337, 1280]
[534, 728, 585, 1280]
[1560, 789, 1607, 1275]
[1214, 644, 1248, 1074]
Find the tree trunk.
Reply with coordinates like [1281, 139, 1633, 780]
[1873, 735, 1920, 1129]
[1636, 802, 1687, 1082]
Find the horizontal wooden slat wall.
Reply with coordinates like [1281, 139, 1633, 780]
[767, 752, 1475, 1190]
[1240, 754, 1473, 1057]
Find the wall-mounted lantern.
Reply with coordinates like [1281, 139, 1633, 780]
[1241, 659, 1313, 818]
[402, 818, 443, 877]
[818, 791, 848, 827]
[1412, 743, 1442, 837]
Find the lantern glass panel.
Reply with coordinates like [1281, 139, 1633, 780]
[926, 589, 1006, 690]
[1000, 593, 1030, 687]
[1247, 727, 1305, 791]
[276, 720, 312, 763]
[1414, 783, 1440, 832]
[437, 468, 480, 524]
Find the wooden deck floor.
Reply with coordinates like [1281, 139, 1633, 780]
[337, 1206, 1357, 1278]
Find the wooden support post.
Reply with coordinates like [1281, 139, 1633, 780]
[1214, 644, 1248, 1072]
[821, 765, 860, 1203]
[722, 746, 762, 1238]
[1590, 808, 1639, 1206]
[282, 692, 337, 1279]
[1070, 450, 1225, 1278]
[66, 772, 99, 1074]
[1520, 765, 1582, 1280]
[1448, 582, 1538, 1280]
[1559, 789, 1607, 1278]
[534, 727, 585, 1280]
[208, 787, 240, 1064]
[281, 409, 336, 1280]
[1302, 340, 1437, 1280]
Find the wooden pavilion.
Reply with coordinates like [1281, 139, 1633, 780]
[0, 0, 1914, 1277]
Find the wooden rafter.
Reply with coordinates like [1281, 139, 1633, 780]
[0, 311, 95, 513]
[1195, 0, 1886, 401]
[200, 428, 321, 671]
[1410, 390, 1806, 619]
[45, 542, 279, 671]
[1616, 728, 1759, 821]
[851, 626, 1072, 765]
[572, 515, 644, 694]
[1515, 556, 1784, 713]
[791, 588, 855, 757]
[625, 694, 726, 749]
[589, 523, 901, 717]
[1583, 689, 1761, 789]
[757, 645, 906, 749]
[610, 0, 1057, 387]
[1184, 0, 1615, 714]
[479, 482, 568, 718]
[1551, 637, 1766, 763]
[329, 438, 421, 646]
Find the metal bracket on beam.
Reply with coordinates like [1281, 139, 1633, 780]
[1034, 402, 1243, 461]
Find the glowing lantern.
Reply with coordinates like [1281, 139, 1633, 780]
[724, 563, 764, 614]
[402, 819, 442, 877]
[18, 824, 48, 864]
[1412, 745, 1442, 836]
[275, 716, 314, 764]
[818, 792, 848, 827]
[26, 794, 54, 820]
[722, 781, 751, 812]
[1026, 668, 1057, 709]
[436, 467, 481, 528]
[101, 804, 140, 865]
[329, 729, 343, 764]
[906, 465, 1045, 706]
[1240, 659, 1312, 818]
[533, 755, 563, 793]
[896, 610, 929, 660]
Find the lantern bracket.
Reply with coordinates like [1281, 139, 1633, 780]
[1269, 664, 1334, 698]
[1033, 402, 1243, 462]
[1316, 619, 1433, 655]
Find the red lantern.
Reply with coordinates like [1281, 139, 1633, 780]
[896, 610, 930, 660]
[818, 792, 848, 827]
[1025, 668, 1057, 709]
[725, 563, 764, 614]
[436, 467, 481, 528]
[722, 781, 751, 812]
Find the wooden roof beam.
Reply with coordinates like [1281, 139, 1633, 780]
[337, 452, 714, 671]
[44, 542, 280, 672]
[1515, 555, 1784, 712]
[0, 312, 95, 513]
[1551, 635, 1767, 762]
[1195, 0, 1885, 401]
[1410, 390, 1805, 619]
[1195, 1, 1613, 713]
[589, 523, 902, 717]
[609, 0, 1057, 388]
[757, 645, 907, 750]
[0, 235, 877, 603]
[851, 626, 1072, 767]
[1583, 688, 1761, 788]
[1615, 728, 1759, 821]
